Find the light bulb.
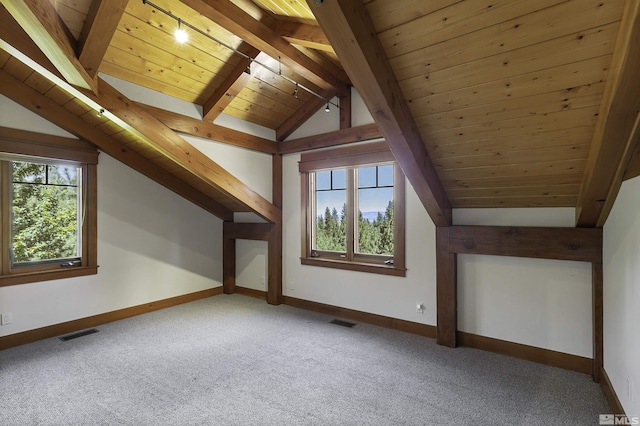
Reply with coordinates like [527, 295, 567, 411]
[175, 27, 188, 43]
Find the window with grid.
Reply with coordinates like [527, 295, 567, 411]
[300, 142, 405, 276]
[0, 127, 98, 286]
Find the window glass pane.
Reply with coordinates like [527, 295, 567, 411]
[316, 170, 331, 191]
[11, 162, 81, 265]
[332, 169, 347, 190]
[357, 184, 394, 256]
[314, 171, 347, 252]
[358, 167, 376, 188]
[378, 164, 394, 187]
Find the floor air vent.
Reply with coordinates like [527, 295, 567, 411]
[59, 329, 99, 341]
[330, 319, 356, 328]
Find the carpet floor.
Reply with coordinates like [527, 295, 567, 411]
[0, 294, 609, 425]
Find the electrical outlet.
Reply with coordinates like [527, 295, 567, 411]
[289, 280, 295, 291]
[1, 312, 12, 325]
[261, 275, 266, 288]
[416, 303, 425, 313]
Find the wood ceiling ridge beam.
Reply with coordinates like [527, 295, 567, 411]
[576, 0, 640, 227]
[0, 68, 233, 220]
[137, 102, 278, 154]
[181, 0, 349, 95]
[77, 0, 127, 78]
[0, 0, 97, 93]
[307, 0, 451, 226]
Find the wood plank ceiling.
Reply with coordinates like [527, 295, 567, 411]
[1, 0, 639, 226]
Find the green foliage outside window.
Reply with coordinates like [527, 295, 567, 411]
[316, 201, 394, 255]
[11, 162, 80, 264]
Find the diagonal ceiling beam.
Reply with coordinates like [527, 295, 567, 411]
[202, 46, 261, 122]
[138, 103, 278, 154]
[0, 3, 59, 78]
[180, 0, 349, 95]
[271, 20, 334, 53]
[77, 0, 128, 78]
[0, 68, 234, 221]
[96, 78, 281, 224]
[576, 0, 640, 227]
[0, 0, 97, 92]
[306, 0, 451, 226]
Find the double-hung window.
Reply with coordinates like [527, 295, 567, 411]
[300, 142, 406, 276]
[0, 127, 98, 286]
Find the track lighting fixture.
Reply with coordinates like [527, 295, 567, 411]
[96, 108, 104, 118]
[142, 0, 341, 111]
[325, 102, 330, 113]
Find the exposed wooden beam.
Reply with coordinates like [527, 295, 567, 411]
[448, 226, 603, 263]
[593, 262, 603, 383]
[307, 0, 452, 226]
[269, 153, 283, 305]
[0, 0, 97, 92]
[339, 90, 352, 130]
[77, 0, 127, 78]
[436, 227, 457, 348]
[576, 0, 640, 227]
[222, 223, 236, 294]
[0, 4, 60, 79]
[278, 123, 381, 154]
[97, 79, 281, 224]
[223, 222, 271, 240]
[180, 0, 349, 94]
[138, 103, 278, 154]
[271, 20, 334, 52]
[0, 69, 233, 220]
[202, 45, 261, 122]
[276, 94, 328, 142]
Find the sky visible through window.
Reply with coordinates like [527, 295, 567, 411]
[316, 165, 393, 222]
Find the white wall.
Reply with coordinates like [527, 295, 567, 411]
[603, 175, 640, 416]
[454, 208, 593, 357]
[281, 94, 593, 359]
[0, 96, 223, 337]
[100, 75, 274, 290]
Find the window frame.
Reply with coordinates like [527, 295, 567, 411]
[300, 142, 406, 277]
[0, 127, 98, 287]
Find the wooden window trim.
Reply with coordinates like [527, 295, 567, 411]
[0, 127, 98, 287]
[300, 142, 406, 276]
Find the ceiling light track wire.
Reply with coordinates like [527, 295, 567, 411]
[141, 0, 340, 110]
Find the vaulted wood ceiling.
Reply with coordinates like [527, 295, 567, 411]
[0, 0, 639, 227]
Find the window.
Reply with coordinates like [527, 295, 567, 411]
[300, 142, 405, 276]
[0, 127, 98, 286]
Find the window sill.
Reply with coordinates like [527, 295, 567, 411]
[0, 265, 98, 287]
[301, 257, 406, 277]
